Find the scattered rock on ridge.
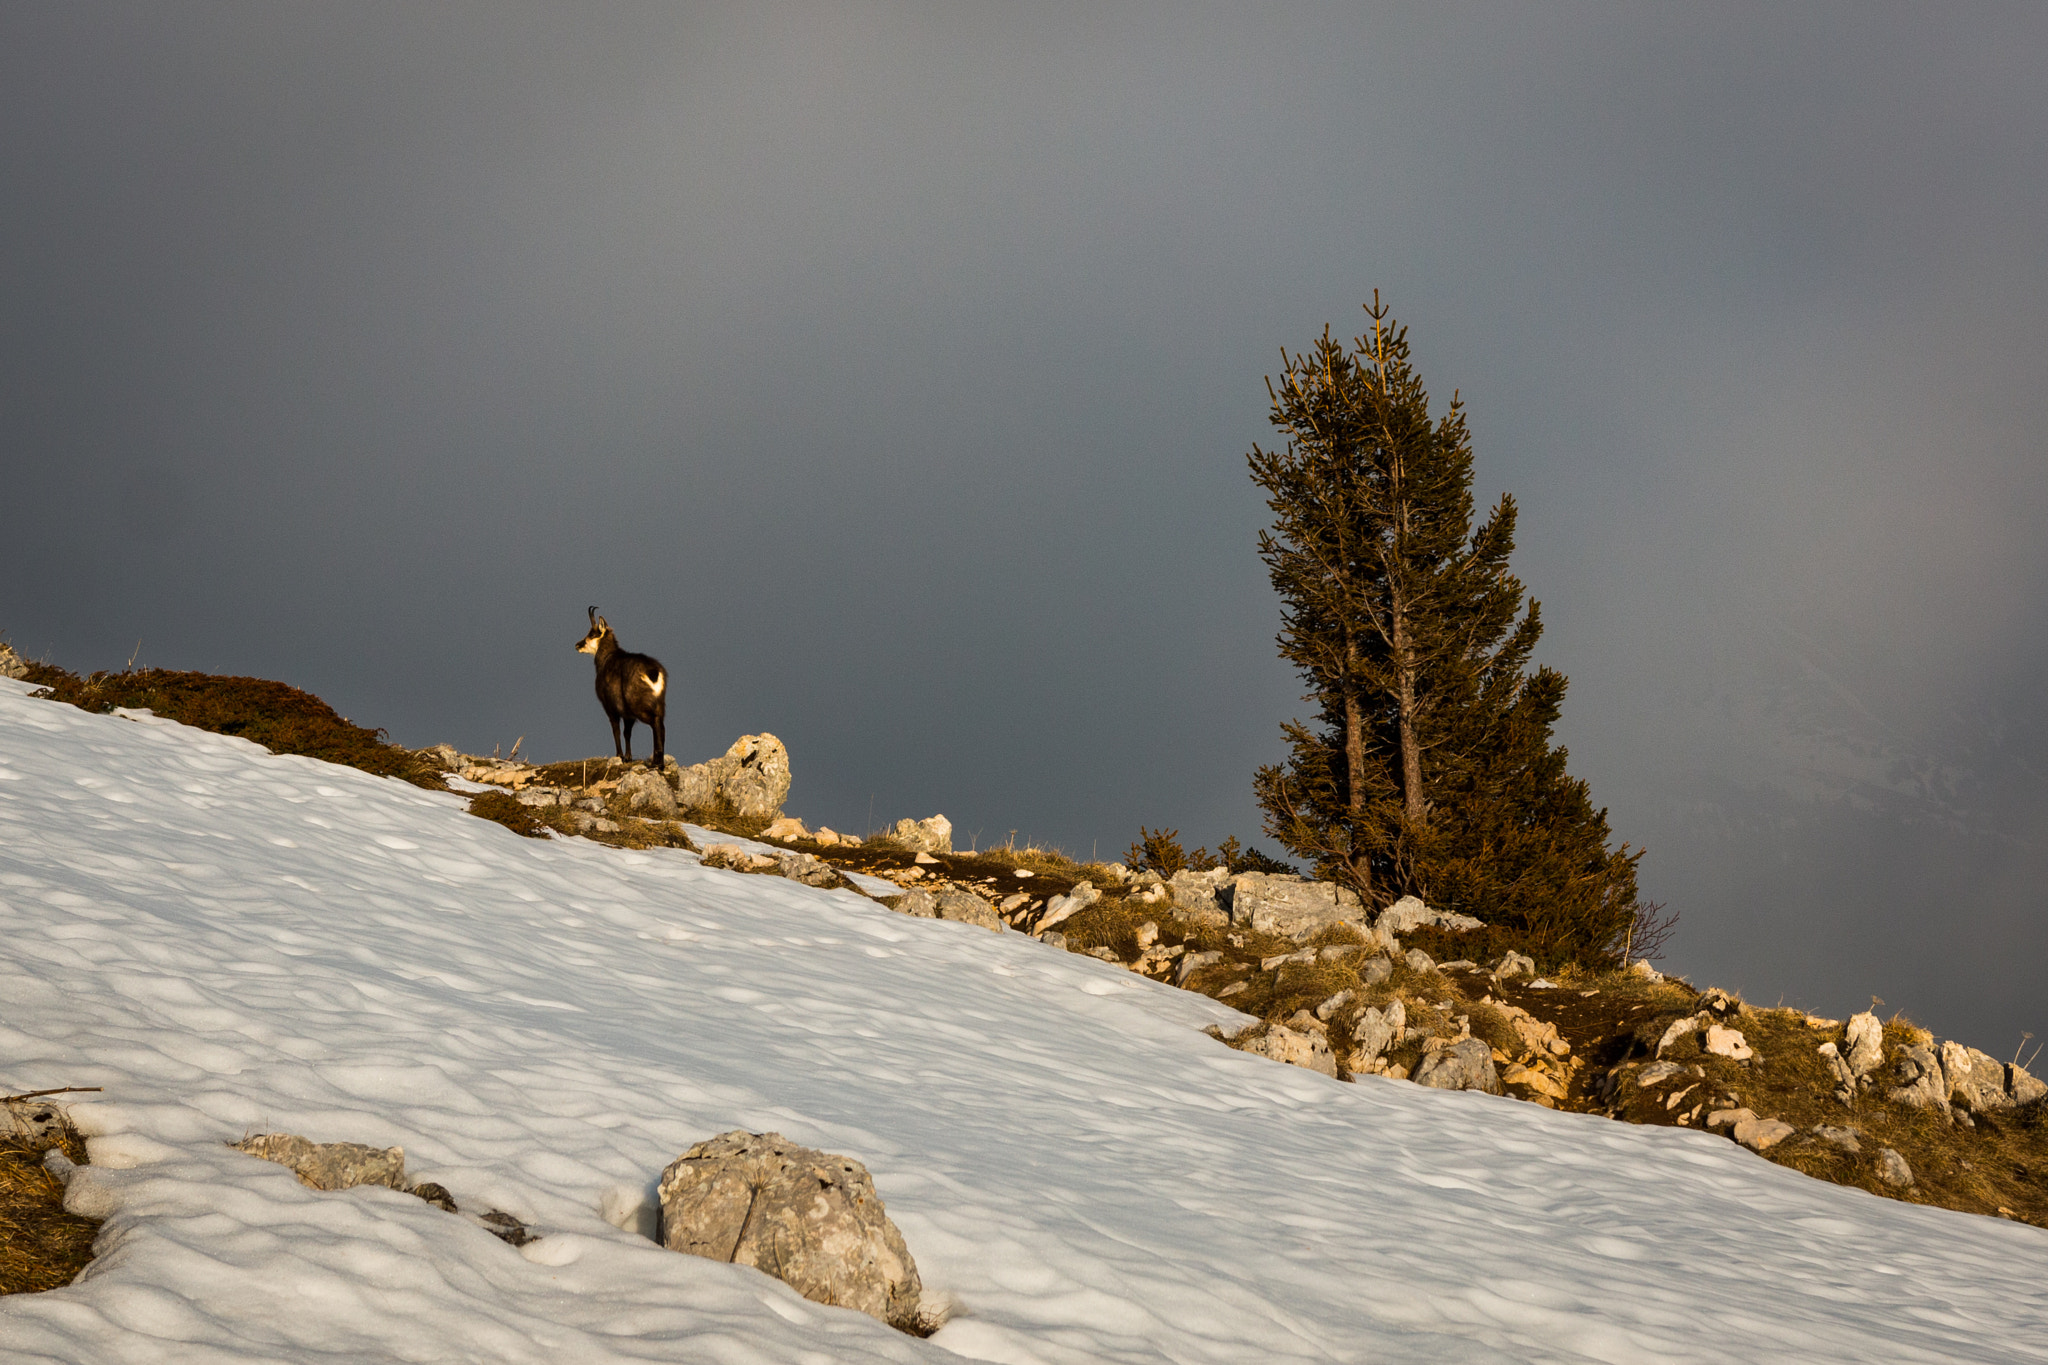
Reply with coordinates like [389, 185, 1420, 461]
[888, 815, 953, 854]
[1875, 1147, 1914, 1187]
[658, 1130, 926, 1334]
[1226, 872, 1365, 941]
[1376, 895, 1484, 935]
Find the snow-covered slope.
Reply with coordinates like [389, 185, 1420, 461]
[2, 678, 2043, 1364]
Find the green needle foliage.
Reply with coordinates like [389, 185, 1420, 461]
[1248, 295, 1651, 967]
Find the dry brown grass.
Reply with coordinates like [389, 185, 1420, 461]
[24, 665, 446, 791]
[1, 1122, 96, 1296]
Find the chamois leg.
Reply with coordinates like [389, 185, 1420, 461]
[650, 712, 665, 770]
[621, 717, 637, 762]
[608, 714, 625, 762]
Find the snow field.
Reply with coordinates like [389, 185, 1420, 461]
[1, 677, 2043, 1363]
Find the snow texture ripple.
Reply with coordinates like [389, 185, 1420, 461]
[0, 678, 2042, 1362]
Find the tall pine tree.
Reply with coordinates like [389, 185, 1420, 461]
[1249, 296, 1646, 965]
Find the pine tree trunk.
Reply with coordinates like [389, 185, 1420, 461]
[1341, 627, 1371, 900]
[1390, 593, 1425, 828]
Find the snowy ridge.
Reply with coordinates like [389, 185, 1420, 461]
[1, 676, 2043, 1363]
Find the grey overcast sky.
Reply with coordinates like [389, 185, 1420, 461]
[6, 4, 2046, 1053]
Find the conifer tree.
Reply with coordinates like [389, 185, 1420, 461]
[1249, 296, 1646, 964]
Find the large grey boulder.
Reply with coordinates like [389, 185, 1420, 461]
[657, 1131, 924, 1333]
[1375, 895, 1484, 935]
[888, 815, 953, 854]
[885, 887, 938, 918]
[668, 734, 792, 820]
[1412, 1038, 1503, 1094]
[1226, 873, 1365, 941]
[933, 887, 1002, 932]
[233, 1132, 409, 1192]
[615, 767, 679, 819]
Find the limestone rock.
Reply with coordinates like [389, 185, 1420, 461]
[1376, 895, 1484, 935]
[701, 844, 777, 872]
[1942, 1042, 2016, 1113]
[1358, 955, 1393, 988]
[669, 735, 792, 820]
[615, 767, 679, 819]
[0, 640, 29, 680]
[889, 815, 953, 854]
[885, 888, 938, 918]
[1349, 1006, 1399, 1067]
[658, 1131, 923, 1333]
[760, 816, 809, 841]
[1404, 948, 1436, 974]
[1699, 986, 1741, 1018]
[1875, 1147, 1913, 1188]
[1225, 872, 1362, 941]
[1174, 949, 1224, 985]
[934, 888, 1001, 931]
[774, 850, 846, 889]
[1491, 951, 1537, 981]
[1313, 989, 1354, 1022]
[1035, 881, 1100, 934]
[2011, 1063, 2048, 1107]
[1704, 1024, 1753, 1061]
[1812, 1125, 1862, 1154]
[1655, 1013, 1709, 1059]
[1843, 1012, 1885, 1080]
[1167, 867, 1235, 925]
[1412, 1037, 1503, 1094]
[1817, 1042, 1855, 1094]
[233, 1132, 408, 1193]
[1241, 1025, 1339, 1077]
[1625, 959, 1664, 982]
[1707, 1107, 1756, 1130]
[1886, 1043, 1946, 1110]
[1732, 1117, 1795, 1152]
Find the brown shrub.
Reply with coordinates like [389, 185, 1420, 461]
[26, 666, 445, 791]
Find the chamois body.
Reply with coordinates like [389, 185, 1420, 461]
[575, 608, 667, 768]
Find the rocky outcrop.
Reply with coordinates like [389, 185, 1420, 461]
[0, 640, 27, 681]
[888, 815, 952, 854]
[669, 735, 791, 820]
[658, 1131, 926, 1334]
[1225, 872, 1366, 941]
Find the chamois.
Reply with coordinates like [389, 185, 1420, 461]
[575, 607, 667, 769]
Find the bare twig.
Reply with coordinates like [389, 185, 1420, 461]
[2, 1086, 103, 1103]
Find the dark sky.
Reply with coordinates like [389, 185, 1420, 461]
[6, 4, 2046, 1054]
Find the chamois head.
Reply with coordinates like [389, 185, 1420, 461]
[575, 606, 611, 656]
